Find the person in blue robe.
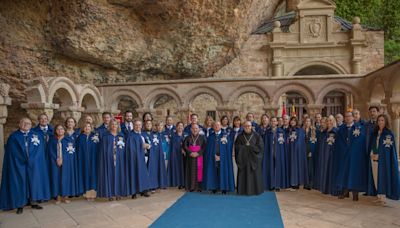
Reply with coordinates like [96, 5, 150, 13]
[0, 118, 50, 214]
[97, 119, 127, 200]
[203, 115, 214, 139]
[76, 123, 100, 201]
[32, 113, 54, 143]
[264, 117, 288, 191]
[303, 117, 317, 190]
[315, 116, 338, 195]
[154, 121, 169, 189]
[143, 121, 168, 191]
[167, 122, 185, 188]
[163, 116, 176, 164]
[257, 114, 270, 138]
[281, 115, 291, 188]
[184, 113, 206, 136]
[336, 111, 373, 201]
[97, 112, 112, 139]
[48, 124, 80, 204]
[220, 115, 232, 135]
[288, 117, 309, 189]
[368, 114, 400, 202]
[164, 116, 176, 136]
[230, 116, 242, 188]
[126, 120, 151, 198]
[120, 110, 134, 138]
[204, 121, 235, 194]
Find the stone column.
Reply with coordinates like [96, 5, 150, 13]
[271, 21, 284, 77]
[306, 104, 324, 117]
[216, 106, 237, 121]
[20, 103, 59, 125]
[177, 107, 192, 124]
[390, 102, 400, 157]
[263, 104, 280, 117]
[350, 17, 365, 74]
[58, 106, 84, 123]
[0, 83, 11, 180]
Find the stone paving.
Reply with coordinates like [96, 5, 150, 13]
[0, 189, 399, 228]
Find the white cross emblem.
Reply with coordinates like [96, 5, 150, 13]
[220, 136, 228, 144]
[66, 143, 75, 154]
[91, 134, 99, 143]
[164, 135, 170, 143]
[31, 134, 40, 146]
[327, 134, 335, 145]
[353, 128, 361, 137]
[310, 136, 317, 144]
[290, 132, 297, 142]
[153, 135, 159, 145]
[383, 135, 393, 148]
[278, 133, 285, 144]
[117, 137, 125, 149]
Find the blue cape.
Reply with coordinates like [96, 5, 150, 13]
[288, 127, 309, 186]
[167, 133, 185, 187]
[204, 132, 235, 192]
[145, 132, 168, 189]
[0, 130, 51, 210]
[126, 132, 150, 194]
[97, 132, 127, 198]
[76, 132, 99, 193]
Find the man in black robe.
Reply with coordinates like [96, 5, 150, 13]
[235, 121, 264, 195]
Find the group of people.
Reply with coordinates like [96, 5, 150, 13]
[0, 106, 399, 214]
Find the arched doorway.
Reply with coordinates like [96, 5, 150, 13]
[282, 92, 307, 118]
[190, 94, 218, 124]
[322, 91, 347, 116]
[234, 92, 265, 122]
[51, 88, 74, 125]
[117, 97, 139, 119]
[294, 65, 340, 75]
[152, 94, 179, 122]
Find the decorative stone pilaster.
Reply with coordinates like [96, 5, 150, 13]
[58, 106, 84, 123]
[21, 103, 59, 125]
[216, 106, 237, 121]
[306, 104, 324, 117]
[390, 101, 400, 157]
[0, 83, 11, 180]
[263, 104, 280, 117]
[350, 17, 366, 74]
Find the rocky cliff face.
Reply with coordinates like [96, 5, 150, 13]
[0, 0, 279, 133]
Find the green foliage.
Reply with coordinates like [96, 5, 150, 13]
[334, 0, 400, 64]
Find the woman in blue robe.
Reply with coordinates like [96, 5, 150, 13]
[264, 117, 288, 191]
[288, 117, 309, 189]
[48, 124, 80, 203]
[167, 122, 185, 188]
[204, 116, 215, 139]
[126, 120, 151, 198]
[97, 119, 127, 200]
[303, 117, 317, 190]
[368, 114, 400, 203]
[0, 118, 50, 214]
[204, 121, 235, 193]
[315, 116, 338, 195]
[147, 121, 168, 191]
[220, 115, 232, 135]
[76, 123, 100, 201]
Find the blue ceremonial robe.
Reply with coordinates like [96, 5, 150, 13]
[167, 133, 185, 187]
[288, 127, 309, 187]
[163, 125, 175, 160]
[146, 132, 168, 189]
[120, 122, 133, 138]
[221, 126, 232, 136]
[76, 132, 100, 193]
[204, 132, 235, 192]
[264, 127, 288, 190]
[126, 132, 150, 195]
[257, 126, 269, 138]
[0, 130, 51, 210]
[32, 124, 54, 143]
[315, 129, 338, 195]
[305, 129, 317, 188]
[335, 124, 372, 193]
[97, 123, 109, 140]
[368, 129, 400, 200]
[48, 135, 80, 197]
[97, 132, 127, 198]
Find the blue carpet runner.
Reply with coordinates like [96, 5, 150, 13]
[150, 192, 284, 228]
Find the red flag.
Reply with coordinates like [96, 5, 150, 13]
[282, 102, 286, 117]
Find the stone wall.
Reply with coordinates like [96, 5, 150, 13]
[362, 31, 385, 74]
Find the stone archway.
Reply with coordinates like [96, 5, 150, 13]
[233, 92, 266, 122]
[190, 93, 219, 124]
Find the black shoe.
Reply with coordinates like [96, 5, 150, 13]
[197, 189, 202, 193]
[16, 208, 23, 214]
[31, 205, 43, 210]
[141, 192, 150, 197]
[131, 194, 137, 199]
[304, 186, 311, 190]
[178, 186, 184, 189]
[212, 190, 217, 194]
[222, 191, 227, 195]
[275, 188, 280, 192]
[353, 193, 359, 201]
